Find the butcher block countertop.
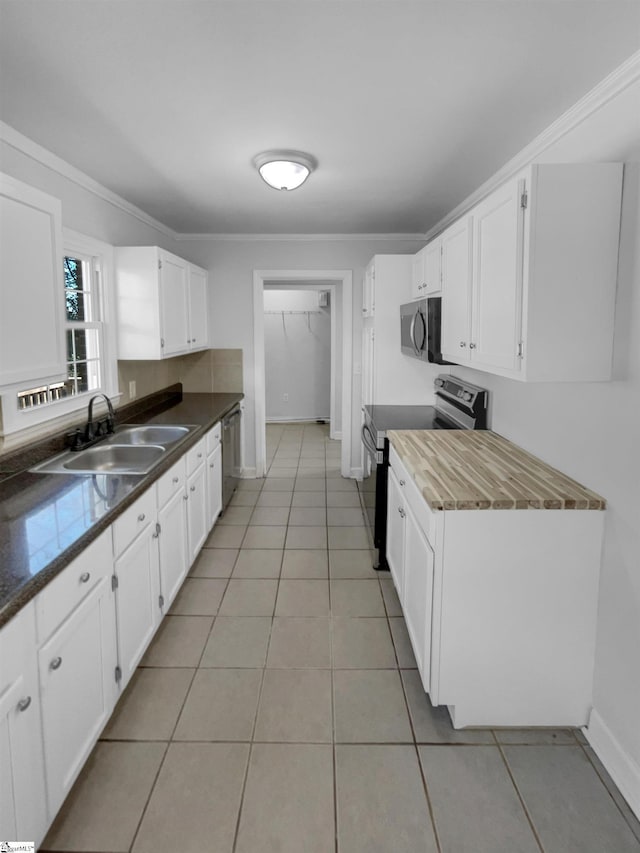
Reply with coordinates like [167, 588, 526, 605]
[387, 430, 606, 511]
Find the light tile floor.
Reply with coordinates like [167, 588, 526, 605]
[42, 423, 640, 853]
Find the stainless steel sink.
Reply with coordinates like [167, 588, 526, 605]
[61, 444, 165, 474]
[108, 425, 190, 446]
[31, 422, 200, 476]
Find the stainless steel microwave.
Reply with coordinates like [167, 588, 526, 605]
[400, 296, 451, 364]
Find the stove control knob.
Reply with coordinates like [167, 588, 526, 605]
[462, 391, 473, 402]
[435, 378, 444, 387]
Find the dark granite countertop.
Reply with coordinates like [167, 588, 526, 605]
[0, 389, 243, 628]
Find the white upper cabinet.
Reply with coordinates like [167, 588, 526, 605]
[441, 163, 623, 381]
[440, 216, 472, 362]
[115, 246, 209, 359]
[0, 174, 66, 388]
[411, 239, 441, 299]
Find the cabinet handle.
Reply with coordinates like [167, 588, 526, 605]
[183, 494, 189, 501]
[197, 452, 203, 458]
[459, 341, 466, 348]
[469, 342, 476, 349]
[190, 485, 196, 492]
[399, 479, 405, 486]
[210, 462, 214, 468]
[192, 338, 196, 343]
[79, 572, 90, 584]
[17, 696, 31, 712]
[137, 513, 146, 522]
[172, 476, 180, 484]
[50, 656, 62, 671]
[398, 507, 405, 518]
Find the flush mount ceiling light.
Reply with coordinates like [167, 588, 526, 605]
[253, 150, 317, 191]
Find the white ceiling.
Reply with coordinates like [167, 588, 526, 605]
[1, 1, 639, 235]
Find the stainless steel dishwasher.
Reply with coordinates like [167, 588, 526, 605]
[221, 404, 241, 509]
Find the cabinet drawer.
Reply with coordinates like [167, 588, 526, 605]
[206, 422, 221, 454]
[186, 437, 206, 476]
[156, 457, 186, 508]
[35, 530, 112, 644]
[112, 489, 156, 557]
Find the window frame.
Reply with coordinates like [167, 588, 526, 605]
[0, 229, 120, 438]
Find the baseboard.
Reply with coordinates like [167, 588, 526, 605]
[332, 430, 342, 440]
[240, 467, 257, 478]
[350, 466, 364, 481]
[585, 709, 640, 819]
[266, 417, 331, 424]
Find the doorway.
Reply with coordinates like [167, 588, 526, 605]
[253, 269, 353, 478]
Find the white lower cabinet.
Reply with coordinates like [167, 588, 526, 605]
[402, 500, 435, 691]
[0, 601, 47, 846]
[385, 464, 406, 600]
[157, 461, 189, 611]
[36, 531, 117, 818]
[4, 418, 227, 843]
[387, 443, 603, 729]
[112, 498, 162, 691]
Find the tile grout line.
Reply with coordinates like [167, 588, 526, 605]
[494, 739, 546, 852]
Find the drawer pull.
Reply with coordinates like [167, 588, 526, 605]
[398, 507, 406, 518]
[138, 513, 146, 522]
[190, 485, 196, 492]
[197, 452, 203, 459]
[17, 696, 31, 712]
[50, 656, 62, 671]
[183, 494, 189, 501]
[399, 480, 405, 486]
[209, 462, 214, 468]
[80, 572, 91, 584]
[172, 476, 180, 484]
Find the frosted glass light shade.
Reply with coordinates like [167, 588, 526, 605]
[253, 151, 316, 191]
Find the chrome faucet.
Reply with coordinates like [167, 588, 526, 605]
[85, 393, 115, 442]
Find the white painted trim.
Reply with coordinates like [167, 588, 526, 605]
[586, 709, 640, 819]
[328, 284, 337, 440]
[424, 49, 640, 243]
[178, 233, 425, 242]
[240, 467, 257, 479]
[333, 431, 343, 441]
[254, 270, 353, 479]
[350, 467, 364, 481]
[266, 416, 330, 423]
[0, 121, 176, 239]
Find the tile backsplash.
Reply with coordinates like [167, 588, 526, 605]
[118, 349, 243, 405]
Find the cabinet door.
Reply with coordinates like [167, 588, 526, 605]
[423, 240, 442, 294]
[187, 463, 208, 565]
[0, 604, 47, 846]
[113, 524, 161, 689]
[159, 252, 189, 356]
[38, 574, 117, 817]
[410, 250, 425, 299]
[188, 266, 208, 350]
[158, 487, 189, 610]
[206, 444, 223, 531]
[386, 465, 405, 599]
[0, 175, 65, 387]
[403, 501, 435, 693]
[471, 178, 524, 372]
[441, 217, 472, 363]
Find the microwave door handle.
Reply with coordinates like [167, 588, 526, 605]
[414, 309, 427, 353]
[409, 311, 419, 356]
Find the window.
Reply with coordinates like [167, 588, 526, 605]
[4, 229, 119, 435]
[64, 252, 102, 397]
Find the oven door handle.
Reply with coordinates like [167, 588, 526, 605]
[361, 423, 382, 465]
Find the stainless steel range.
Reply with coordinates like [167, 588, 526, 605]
[359, 374, 488, 570]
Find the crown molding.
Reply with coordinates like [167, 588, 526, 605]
[423, 49, 640, 242]
[176, 232, 426, 242]
[0, 121, 178, 240]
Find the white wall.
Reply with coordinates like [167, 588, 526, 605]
[452, 83, 640, 810]
[264, 289, 331, 422]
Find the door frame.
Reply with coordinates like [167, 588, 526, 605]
[253, 269, 353, 478]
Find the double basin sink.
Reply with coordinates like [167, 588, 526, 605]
[33, 424, 199, 476]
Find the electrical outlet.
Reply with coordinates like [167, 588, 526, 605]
[283, 393, 289, 402]
[129, 380, 137, 399]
